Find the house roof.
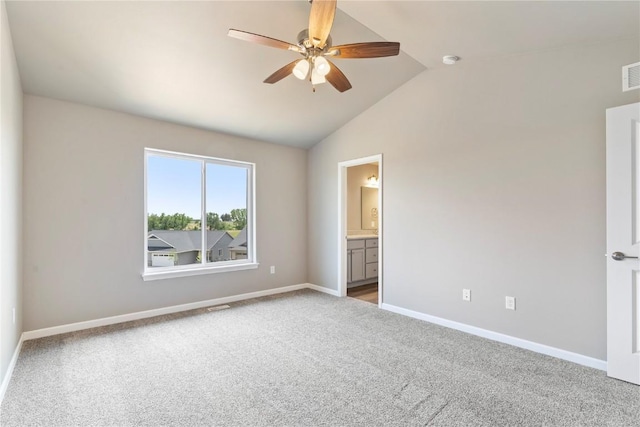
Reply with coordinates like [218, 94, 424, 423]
[229, 228, 247, 250]
[148, 230, 230, 253]
[147, 237, 173, 251]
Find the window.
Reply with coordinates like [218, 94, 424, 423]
[143, 148, 256, 280]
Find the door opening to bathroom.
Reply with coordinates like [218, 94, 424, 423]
[338, 155, 382, 306]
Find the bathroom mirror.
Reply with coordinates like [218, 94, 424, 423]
[361, 187, 378, 230]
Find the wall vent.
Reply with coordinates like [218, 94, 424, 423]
[623, 62, 640, 92]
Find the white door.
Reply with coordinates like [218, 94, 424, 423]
[606, 102, 640, 385]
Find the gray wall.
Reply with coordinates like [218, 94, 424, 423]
[23, 96, 307, 331]
[0, 0, 23, 387]
[308, 38, 640, 360]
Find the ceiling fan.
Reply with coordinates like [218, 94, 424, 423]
[228, 0, 400, 93]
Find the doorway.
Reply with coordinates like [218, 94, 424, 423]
[338, 154, 383, 306]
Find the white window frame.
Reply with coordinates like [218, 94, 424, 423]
[142, 148, 257, 281]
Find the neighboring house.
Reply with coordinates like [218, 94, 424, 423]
[228, 228, 247, 260]
[147, 230, 233, 267]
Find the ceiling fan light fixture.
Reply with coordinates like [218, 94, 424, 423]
[311, 68, 326, 85]
[292, 59, 310, 80]
[314, 56, 331, 76]
[228, 0, 400, 93]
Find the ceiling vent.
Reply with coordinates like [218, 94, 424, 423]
[622, 62, 640, 92]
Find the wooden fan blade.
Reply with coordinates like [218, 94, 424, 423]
[325, 60, 352, 92]
[308, 0, 336, 48]
[264, 60, 299, 84]
[228, 29, 301, 52]
[328, 42, 400, 59]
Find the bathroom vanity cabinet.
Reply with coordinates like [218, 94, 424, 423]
[347, 237, 378, 286]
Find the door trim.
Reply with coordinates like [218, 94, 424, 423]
[338, 154, 383, 305]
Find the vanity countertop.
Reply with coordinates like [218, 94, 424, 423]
[347, 235, 378, 240]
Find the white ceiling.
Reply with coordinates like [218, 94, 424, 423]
[6, 1, 639, 149]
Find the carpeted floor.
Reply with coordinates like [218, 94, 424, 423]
[1, 289, 639, 426]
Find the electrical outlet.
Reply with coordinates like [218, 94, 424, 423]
[270, 266, 275, 274]
[505, 296, 516, 310]
[462, 289, 471, 302]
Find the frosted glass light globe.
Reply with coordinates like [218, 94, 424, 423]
[314, 56, 330, 76]
[292, 59, 310, 80]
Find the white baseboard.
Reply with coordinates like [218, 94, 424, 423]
[23, 284, 309, 341]
[380, 303, 607, 372]
[305, 283, 340, 297]
[0, 333, 24, 405]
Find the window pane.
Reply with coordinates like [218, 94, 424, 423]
[205, 163, 248, 263]
[147, 155, 202, 268]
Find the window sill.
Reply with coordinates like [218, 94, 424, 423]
[142, 262, 259, 281]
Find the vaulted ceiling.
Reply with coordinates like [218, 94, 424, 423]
[5, 1, 639, 148]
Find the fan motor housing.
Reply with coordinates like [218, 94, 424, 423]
[297, 29, 332, 51]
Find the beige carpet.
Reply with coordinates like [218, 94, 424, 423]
[1, 289, 639, 426]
